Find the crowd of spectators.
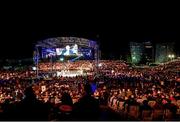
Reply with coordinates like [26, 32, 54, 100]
[0, 59, 179, 120]
[38, 60, 94, 72]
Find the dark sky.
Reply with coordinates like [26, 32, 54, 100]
[0, 2, 179, 59]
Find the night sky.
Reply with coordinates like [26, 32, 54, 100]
[0, 2, 179, 59]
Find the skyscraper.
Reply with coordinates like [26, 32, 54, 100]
[143, 41, 154, 63]
[130, 41, 154, 64]
[130, 42, 144, 64]
[155, 42, 175, 63]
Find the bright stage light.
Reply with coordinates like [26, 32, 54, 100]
[168, 54, 175, 59]
[168, 54, 172, 58]
[111, 70, 114, 73]
[32, 67, 37, 71]
[60, 57, 64, 61]
[98, 63, 102, 67]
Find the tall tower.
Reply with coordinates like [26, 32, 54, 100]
[130, 41, 154, 64]
[143, 41, 154, 63]
[130, 42, 144, 64]
[155, 42, 175, 63]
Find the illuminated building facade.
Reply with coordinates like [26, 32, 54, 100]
[130, 41, 154, 64]
[130, 42, 144, 64]
[155, 42, 175, 63]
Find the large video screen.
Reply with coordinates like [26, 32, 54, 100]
[41, 44, 93, 59]
[56, 44, 78, 56]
